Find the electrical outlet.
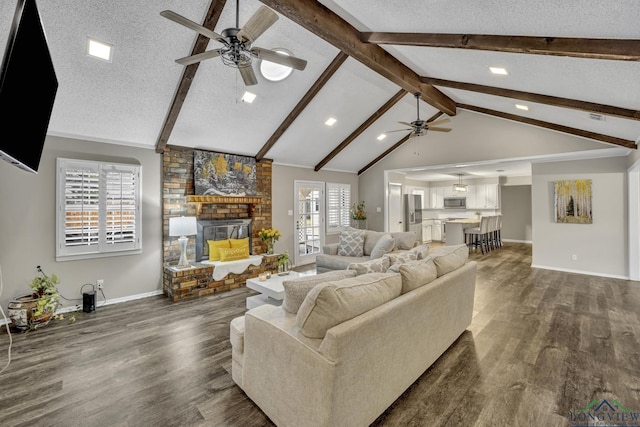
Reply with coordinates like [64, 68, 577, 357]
[96, 279, 104, 289]
[571, 254, 578, 261]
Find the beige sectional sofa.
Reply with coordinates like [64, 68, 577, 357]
[230, 244, 476, 427]
[315, 228, 420, 273]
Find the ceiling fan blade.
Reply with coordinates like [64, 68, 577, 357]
[239, 66, 258, 86]
[252, 47, 307, 70]
[397, 121, 414, 127]
[385, 129, 412, 133]
[175, 49, 221, 66]
[237, 6, 278, 43]
[427, 117, 451, 127]
[428, 127, 452, 132]
[160, 10, 227, 45]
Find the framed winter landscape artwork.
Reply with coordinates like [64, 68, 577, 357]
[554, 179, 592, 224]
[193, 150, 257, 196]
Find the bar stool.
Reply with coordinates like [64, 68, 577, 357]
[465, 216, 490, 254]
[495, 214, 503, 248]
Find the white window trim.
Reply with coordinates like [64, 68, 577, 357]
[326, 182, 351, 235]
[56, 158, 142, 261]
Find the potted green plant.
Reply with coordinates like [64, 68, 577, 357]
[30, 267, 61, 321]
[277, 251, 291, 275]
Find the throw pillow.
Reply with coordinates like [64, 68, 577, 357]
[207, 239, 231, 261]
[363, 230, 388, 256]
[296, 273, 402, 339]
[229, 237, 249, 248]
[408, 243, 430, 260]
[384, 251, 418, 265]
[347, 256, 390, 275]
[337, 229, 365, 257]
[369, 234, 395, 260]
[399, 258, 437, 294]
[391, 231, 418, 250]
[218, 245, 249, 262]
[428, 244, 469, 277]
[282, 270, 357, 314]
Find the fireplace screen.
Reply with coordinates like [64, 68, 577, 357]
[196, 219, 252, 262]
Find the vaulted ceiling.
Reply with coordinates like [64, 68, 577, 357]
[1, 0, 638, 176]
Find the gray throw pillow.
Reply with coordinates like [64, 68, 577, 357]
[337, 229, 365, 257]
[282, 270, 357, 314]
[399, 258, 437, 294]
[391, 231, 418, 250]
[363, 230, 388, 256]
[347, 256, 390, 275]
[369, 234, 395, 259]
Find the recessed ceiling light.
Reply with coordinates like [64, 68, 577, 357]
[377, 134, 387, 141]
[259, 48, 294, 82]
[489, 66, 508, 75]
[87, 38, 113, 61]
[515, 104, 529, 111]
[241, 91, 257, 103]
[325, 117, 337, 126]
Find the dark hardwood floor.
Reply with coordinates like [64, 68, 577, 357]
[1, 243, 639, 426]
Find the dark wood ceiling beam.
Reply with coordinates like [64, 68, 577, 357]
[360, 33, 640, 61]
[258, 0, 456, 116]
[315, 89, 407, 171]
[358, 112, 443, 175]
[457, 103, 637, 149]
[255, 52, 348, 161]
[422, 77, 640, 121]
[155, 0, 227, 154]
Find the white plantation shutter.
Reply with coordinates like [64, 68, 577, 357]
[326, 182, 350, 233]
[57, 158, 142, 260]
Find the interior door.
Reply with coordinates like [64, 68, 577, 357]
[388, 183, 403, 232]
[294, 181, 324, 266]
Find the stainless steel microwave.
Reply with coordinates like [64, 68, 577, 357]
[444, 197, 466, 209]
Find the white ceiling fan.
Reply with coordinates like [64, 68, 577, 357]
[386, 93, 452, 138]
[160, 0, 307, 86]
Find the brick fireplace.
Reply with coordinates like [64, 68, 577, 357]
[161, 145, 277, 301]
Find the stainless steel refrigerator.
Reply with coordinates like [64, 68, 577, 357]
[403, 194, 423, 242]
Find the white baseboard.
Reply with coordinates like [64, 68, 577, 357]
[530, 264, 629, 280]
[502, 239, 532, 244]
[0, 289, 164, 326]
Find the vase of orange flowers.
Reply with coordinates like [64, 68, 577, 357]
[258, 227, 282, 255]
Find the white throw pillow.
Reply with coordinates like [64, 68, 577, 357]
[347, 256, 390, 275]
[408, 243, 430, 260]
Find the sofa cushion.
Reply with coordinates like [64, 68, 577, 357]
[337, 229, 365, 257]
[316, 254, 370, 272]
[427, 244, 469, 277]
[296, 272, 402, 339]
[347, 256, 390, 275]
[363, 230, 388, 256]
[282, 270, 357, 314]
[369, 234, 395, 259]
[408, 243, 430, 260]
[391, 231, 418, 250]
[399, 258, 438, 294]
[229, 316, 245, 353]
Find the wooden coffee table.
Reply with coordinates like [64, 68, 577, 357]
[245, 271, 302, 310]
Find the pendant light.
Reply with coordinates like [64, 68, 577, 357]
[453, 174, 467, 193]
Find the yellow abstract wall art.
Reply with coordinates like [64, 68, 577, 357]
[554, 179, 592, 224]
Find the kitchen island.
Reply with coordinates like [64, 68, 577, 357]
[445, 219, 480, 246]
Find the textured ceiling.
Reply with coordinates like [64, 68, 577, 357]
[1, 0, 638, 178]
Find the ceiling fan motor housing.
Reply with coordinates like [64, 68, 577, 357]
[221, 28, 252, 68]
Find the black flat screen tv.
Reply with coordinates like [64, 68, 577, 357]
[0, 0, 58, 173]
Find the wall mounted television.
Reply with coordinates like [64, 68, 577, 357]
[0, 0, 58, 174]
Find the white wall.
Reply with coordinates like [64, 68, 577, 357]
[531, 157, 628, 278]
[271, 164, 358, 257]
[0, 136, 162, 313]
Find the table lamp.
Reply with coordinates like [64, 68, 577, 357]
[169, 216, 197, 268]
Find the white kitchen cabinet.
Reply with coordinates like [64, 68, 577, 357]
[422, 220, 433, 242]
[485, 184, 499, 208]
[431, 220, 443, 242]
[430, 187, 444, 209]
[467, 184, 499, 209]
[465, 185, 477, 208]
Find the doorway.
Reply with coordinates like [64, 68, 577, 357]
[388, 182, 403, 232]
[294, 181, 324, 266]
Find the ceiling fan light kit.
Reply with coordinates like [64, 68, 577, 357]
[161, 0, 307, 87]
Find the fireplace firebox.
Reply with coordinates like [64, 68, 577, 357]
[195, 219, 252, 262]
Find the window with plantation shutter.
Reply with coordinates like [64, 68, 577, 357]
[326, 182, 350, 234]
[56, 158, 142, 261]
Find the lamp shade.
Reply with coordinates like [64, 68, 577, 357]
[169, 216, 197, 237]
